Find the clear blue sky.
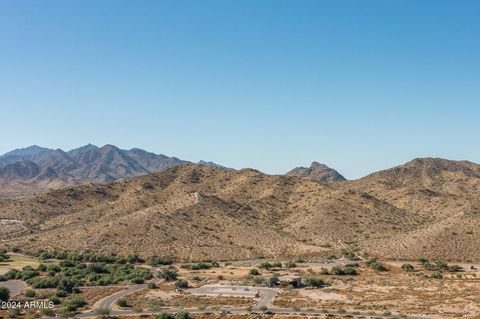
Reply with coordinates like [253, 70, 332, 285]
[1, 1, 479, 179]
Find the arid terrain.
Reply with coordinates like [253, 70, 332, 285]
[0, 156, 479, 262]
[2, 151, 480, 318]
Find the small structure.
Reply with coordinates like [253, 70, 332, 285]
[278, 275, 302, 288]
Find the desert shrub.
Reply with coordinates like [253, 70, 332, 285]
[370, 261, 387, 271]
[96, 308, 110, 317]
[430, 272, 444, 279]
[157, 313, 174, 319]
[116, 298, 128, 307]
[303, 277, 326, 288]
[341, 249, 356, 259]
[147, 282, 157, 289]
[342, 266, 358, 275]
[448, 264, 463, 273]
[401, 263, 415, 272]
[58, 296, 86, 313]
[49, 296, 62, 305]
[434, 260, 449, 270]
[181, 261, 218, 270]
[2, 269, 19, 280]
[0, 286, 10, 301]
[7, 308, 20, 318]
[365, 259, 387, 271]
[249, 269, 260, 276]
[24, 289, 36, 298]
[284, 261, 297, 269]
[146, 256, 172, 266]
[0, 249, 9, 262]
[175, 279, 188, 288]
[159, 268, 178, 281]
[259, 262, 275, 269]
[175, 311, 190, 319]
[331, 266, 357, 276]
[320, 267, 329, 275]
[40, 308, 55, 316]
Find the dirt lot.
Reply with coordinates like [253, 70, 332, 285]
[124, 288, 256, 310]
[0, 254, 40, 275]
[273, 265, 480, 318]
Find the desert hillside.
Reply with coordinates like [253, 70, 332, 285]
[286, 161, 346, 182]
[1, 158, 479, 262]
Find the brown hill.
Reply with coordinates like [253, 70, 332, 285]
[286, 161, 346, 182]
[2, 158, 478, 262]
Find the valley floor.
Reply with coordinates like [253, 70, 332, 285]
[1, 254, 480, 319]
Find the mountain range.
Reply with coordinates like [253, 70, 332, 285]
[0, 145, 342, 197]
[1, 156, 479, 262]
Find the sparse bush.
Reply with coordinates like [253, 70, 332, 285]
[320, 267, 329, 275]
[181, 261, 218, 270]
[430, 272, 444, 279]
[366, 259, 387, 271]
[448, 264, 463, 273]
[331, 265, 357, 276]
[303, 277, 326, 288]
[401, 264, 414, 272]
[0, 286, 10, 301]
[116, 298, 128, 307]
[249, 269, 260, 276]
[147, 282, 157, 289]
[175, 279, 188, 288]
[24, 289, 36, 298]
[175, 311, 190, 319]
[341, 249, 356, 259]
[159, 268, 178, 281]
[157, 313, 174, 319]
[284, 261, 297, 269]
[0, 249, 10, 262]
[258, 262, 273, 270]
[146, 256, 172, 266]
[7, 308, 20, 318]
[96, 308, 111, 317]
[40, 308, 55, 316]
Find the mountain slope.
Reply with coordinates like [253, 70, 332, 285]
[345, 158, 480, 261]
[1, 157, 479, 262]
[286, 161, 346, 182]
